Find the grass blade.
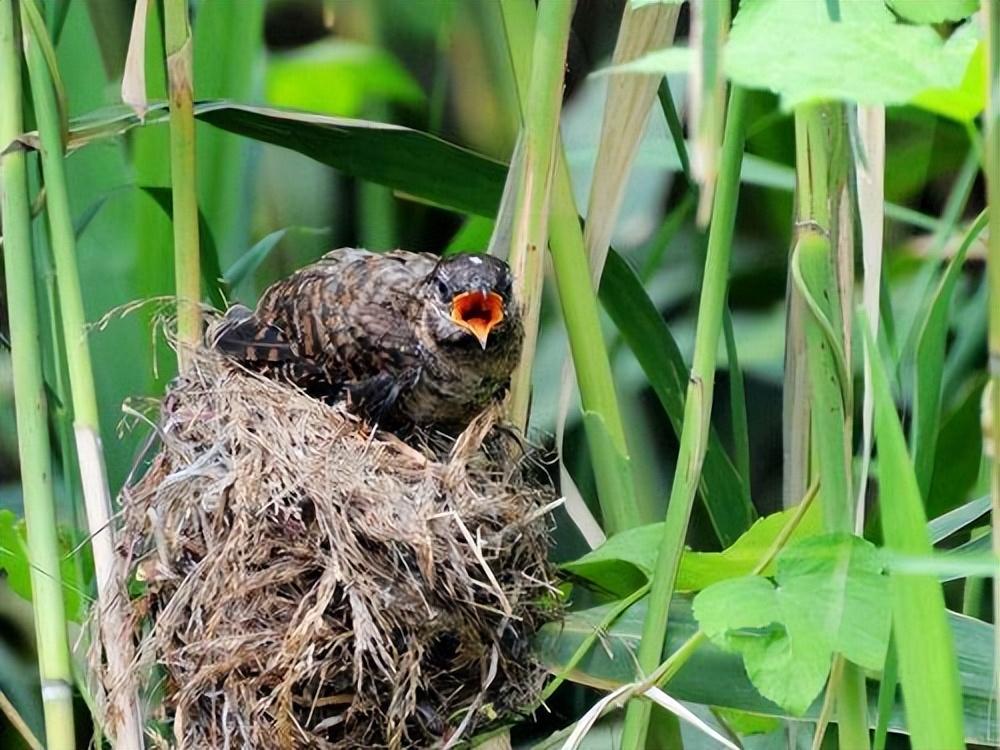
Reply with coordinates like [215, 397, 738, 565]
[866, 320, 966, 747]
[912, 209, 989, 495]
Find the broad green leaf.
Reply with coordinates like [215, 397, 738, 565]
[867, 322, 966, 746]
[887, 0, 979, 23]
[266, 40, 424, 118]
[712, 709, 780, 736]
[561, 523, 653, 597]
[32, 101, 940, 234]
[534, 596, 997, 743]
[563, 502, 820, 596]
[912, 40, 986, 122]
[726, 0, 978, 110]
[0, 510, 93, 623]
[195, 103, 507, 218]
[679, 502, 821, 590]
[692, 533, 890, 715]
[600, 251, 755, 545]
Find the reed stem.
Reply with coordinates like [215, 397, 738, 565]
[164, 0, 200, 371]
[982, 0, 1000, 725]
[619, 85, 749, 750]
[22, 9, 145, 747]
[0, 2, 76, 747]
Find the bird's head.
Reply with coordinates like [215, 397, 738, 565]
[424, 253, 516, 350]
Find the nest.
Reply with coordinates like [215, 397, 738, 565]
[113, 346, 557, 749]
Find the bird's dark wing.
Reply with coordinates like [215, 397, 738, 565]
[211, 304, 296, 364]
[253, 249, 434, 381]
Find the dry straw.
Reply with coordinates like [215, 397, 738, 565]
[108, 340, 557, 749]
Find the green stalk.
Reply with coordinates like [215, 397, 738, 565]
[22, 11, 145, 748]
[501, 0, 641, 533]
[618, 85, 748, 750]
[164, 0, 200, 371]
[983, 0, 1000, 722]
[503, 0, 572, 430]
[792, 102, 868, 750]
[0, 3, 76, 748]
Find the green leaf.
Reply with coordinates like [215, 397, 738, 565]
[266, 40, 424, 118]
[596, 47, 692, 77]
[0, 510, 93, 623]
[887, 0, 979, 23]
[140, 185, 228, 310]
[563, 502, 820, 596]
[712, 708, 781, 736]
[726, 0, 978, 110]
[580, 411, 639, 533]
[866, 321, 967, 746]
[195, 103, 507, 218]
[223, 226, 331, 292]
[912, 40, 986, 123]
[928, 495, 991, 544]
[535, 596, 996, 742]
[912, 210, 989, 497]
[692, 533, 890, 715]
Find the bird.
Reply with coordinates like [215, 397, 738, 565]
[210, 248, 523, 431]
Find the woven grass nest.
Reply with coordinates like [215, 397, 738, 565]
[115, 344, 558, 749]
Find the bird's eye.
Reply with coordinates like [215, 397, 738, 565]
[434, 278, 450, 298]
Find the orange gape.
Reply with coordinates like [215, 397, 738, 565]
[450, 290, 505, 348]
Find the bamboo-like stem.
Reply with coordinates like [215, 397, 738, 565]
[501, 0, 641, 534]
[503, 0, 572, 430]
[983, 0, 1000, 731]
[618, 85, 748, 750]
[163, 0, 200, 371]
[792, 102, 868, 750]
[22, 13, 145, 749]
[0, 3, 76, 748]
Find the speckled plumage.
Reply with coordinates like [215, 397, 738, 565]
[211, 248, 522, 429]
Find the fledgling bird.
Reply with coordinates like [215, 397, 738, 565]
[211, 248, 522, 431]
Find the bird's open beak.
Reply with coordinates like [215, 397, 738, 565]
[450, 290, 505, 349]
